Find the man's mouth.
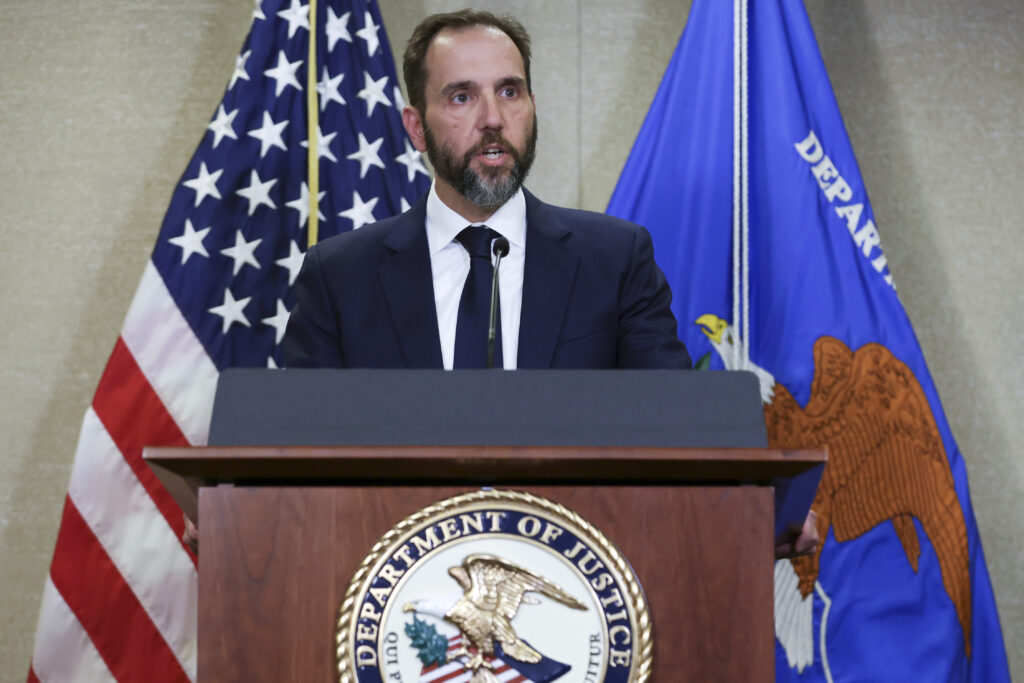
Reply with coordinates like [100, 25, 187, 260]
[477, 145, 507, 163]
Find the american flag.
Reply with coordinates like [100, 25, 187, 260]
[27, 1, 429, 681]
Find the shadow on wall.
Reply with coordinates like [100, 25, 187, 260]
[808, 0, 1010, 454]
[579, 0, 692, 211]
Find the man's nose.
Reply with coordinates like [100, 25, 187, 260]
[478, 93, 503, 129]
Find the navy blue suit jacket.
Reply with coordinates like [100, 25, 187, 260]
[282, 190, 691, 369]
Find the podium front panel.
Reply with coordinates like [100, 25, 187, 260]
[198, 484, 773, 682]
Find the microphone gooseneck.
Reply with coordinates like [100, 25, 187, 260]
[486, 236, 510, 369]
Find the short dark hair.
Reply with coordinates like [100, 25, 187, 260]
[403, 9, 532, 113]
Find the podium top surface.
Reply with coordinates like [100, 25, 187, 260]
[147, 444, 824, 483]
[208, 368, 769, 448]
[144, 444, 826, 535]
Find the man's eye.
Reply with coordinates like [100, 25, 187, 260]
[452, 93, 469, 104]
[501, 87, 517, 98]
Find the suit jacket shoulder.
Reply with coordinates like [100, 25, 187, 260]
[283, 190, 691, 369]
[283, 194, 443, 368]
[518, 190, 691, 369]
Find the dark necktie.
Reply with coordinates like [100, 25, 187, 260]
[454, 226, 502, 369]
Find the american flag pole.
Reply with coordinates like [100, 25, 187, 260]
[306, 0, 321, 247]
[27, 2, 430, 681]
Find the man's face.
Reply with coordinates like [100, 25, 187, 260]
[403, 25, 537, 216]
[423, 107, 537, 210]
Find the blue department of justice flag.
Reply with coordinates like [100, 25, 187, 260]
[607, 1, 1010, 680]
[28, 2, 430, 681]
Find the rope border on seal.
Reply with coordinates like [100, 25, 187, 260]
[335, 489, 653, 683]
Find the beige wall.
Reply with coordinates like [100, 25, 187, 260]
[1, 0, 1021, 677]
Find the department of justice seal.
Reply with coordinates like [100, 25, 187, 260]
[336, 490, 651, 683]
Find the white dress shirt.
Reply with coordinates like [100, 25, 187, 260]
[425, 183, 526, 370]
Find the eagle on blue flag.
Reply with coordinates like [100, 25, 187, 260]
[607, 1, 1010, 680]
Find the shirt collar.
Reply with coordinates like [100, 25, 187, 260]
[425, 181, 527, 256]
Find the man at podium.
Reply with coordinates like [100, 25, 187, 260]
[272, 8, 818, 561]
[184, 8, 820, 563]
[282, 9, 692, 372]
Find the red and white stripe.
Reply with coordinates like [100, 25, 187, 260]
[28, 263, 218, 682]
[419, 635, 531, 683]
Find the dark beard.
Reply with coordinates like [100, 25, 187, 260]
[423, 117, 538, 210]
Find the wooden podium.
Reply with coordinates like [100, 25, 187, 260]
[145, 370, 824, 682]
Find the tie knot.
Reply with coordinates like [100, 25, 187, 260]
[456, 226, 498, 259]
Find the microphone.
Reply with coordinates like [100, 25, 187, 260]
[487, 236, 510, 369]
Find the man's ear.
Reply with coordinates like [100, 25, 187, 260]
[402, 105, 427, 153]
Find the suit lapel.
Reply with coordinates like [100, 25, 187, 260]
[378, 199, 443, 368]
[518, 192, 580, 368]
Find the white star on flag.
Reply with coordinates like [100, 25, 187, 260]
[182, 162, 223, 207]
[264, 50, 303, 96]
[207, 105, 239, 148]
[392, 85, 406, 110]
[220, 229, 263, 276]
[208, 287, 252, 334]
[261, 299, 292, 345]
[339, 190, 379, 230]
[167, 218, 210, 264]
[252, 0, 265, 21]
[325, 8, 352, 52]
[236, 170, 277, 215]
[285, 181, 325, 229]
[229, 50, 251, 90]
[300, 126, 339, 163]
[317, 68, 346, 111]
[248, 111, 289, 158]
[356, 11, 381, 57]
[401, 197, 411, 213]
[357, 71, 391, 117]
[347, 133, 385, 178]
[275, 241, 305, 286]
[395, 140, 430, 182]
[277, 0, 309, 39]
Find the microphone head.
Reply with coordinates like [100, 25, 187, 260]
[492, 236, 510, 258]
